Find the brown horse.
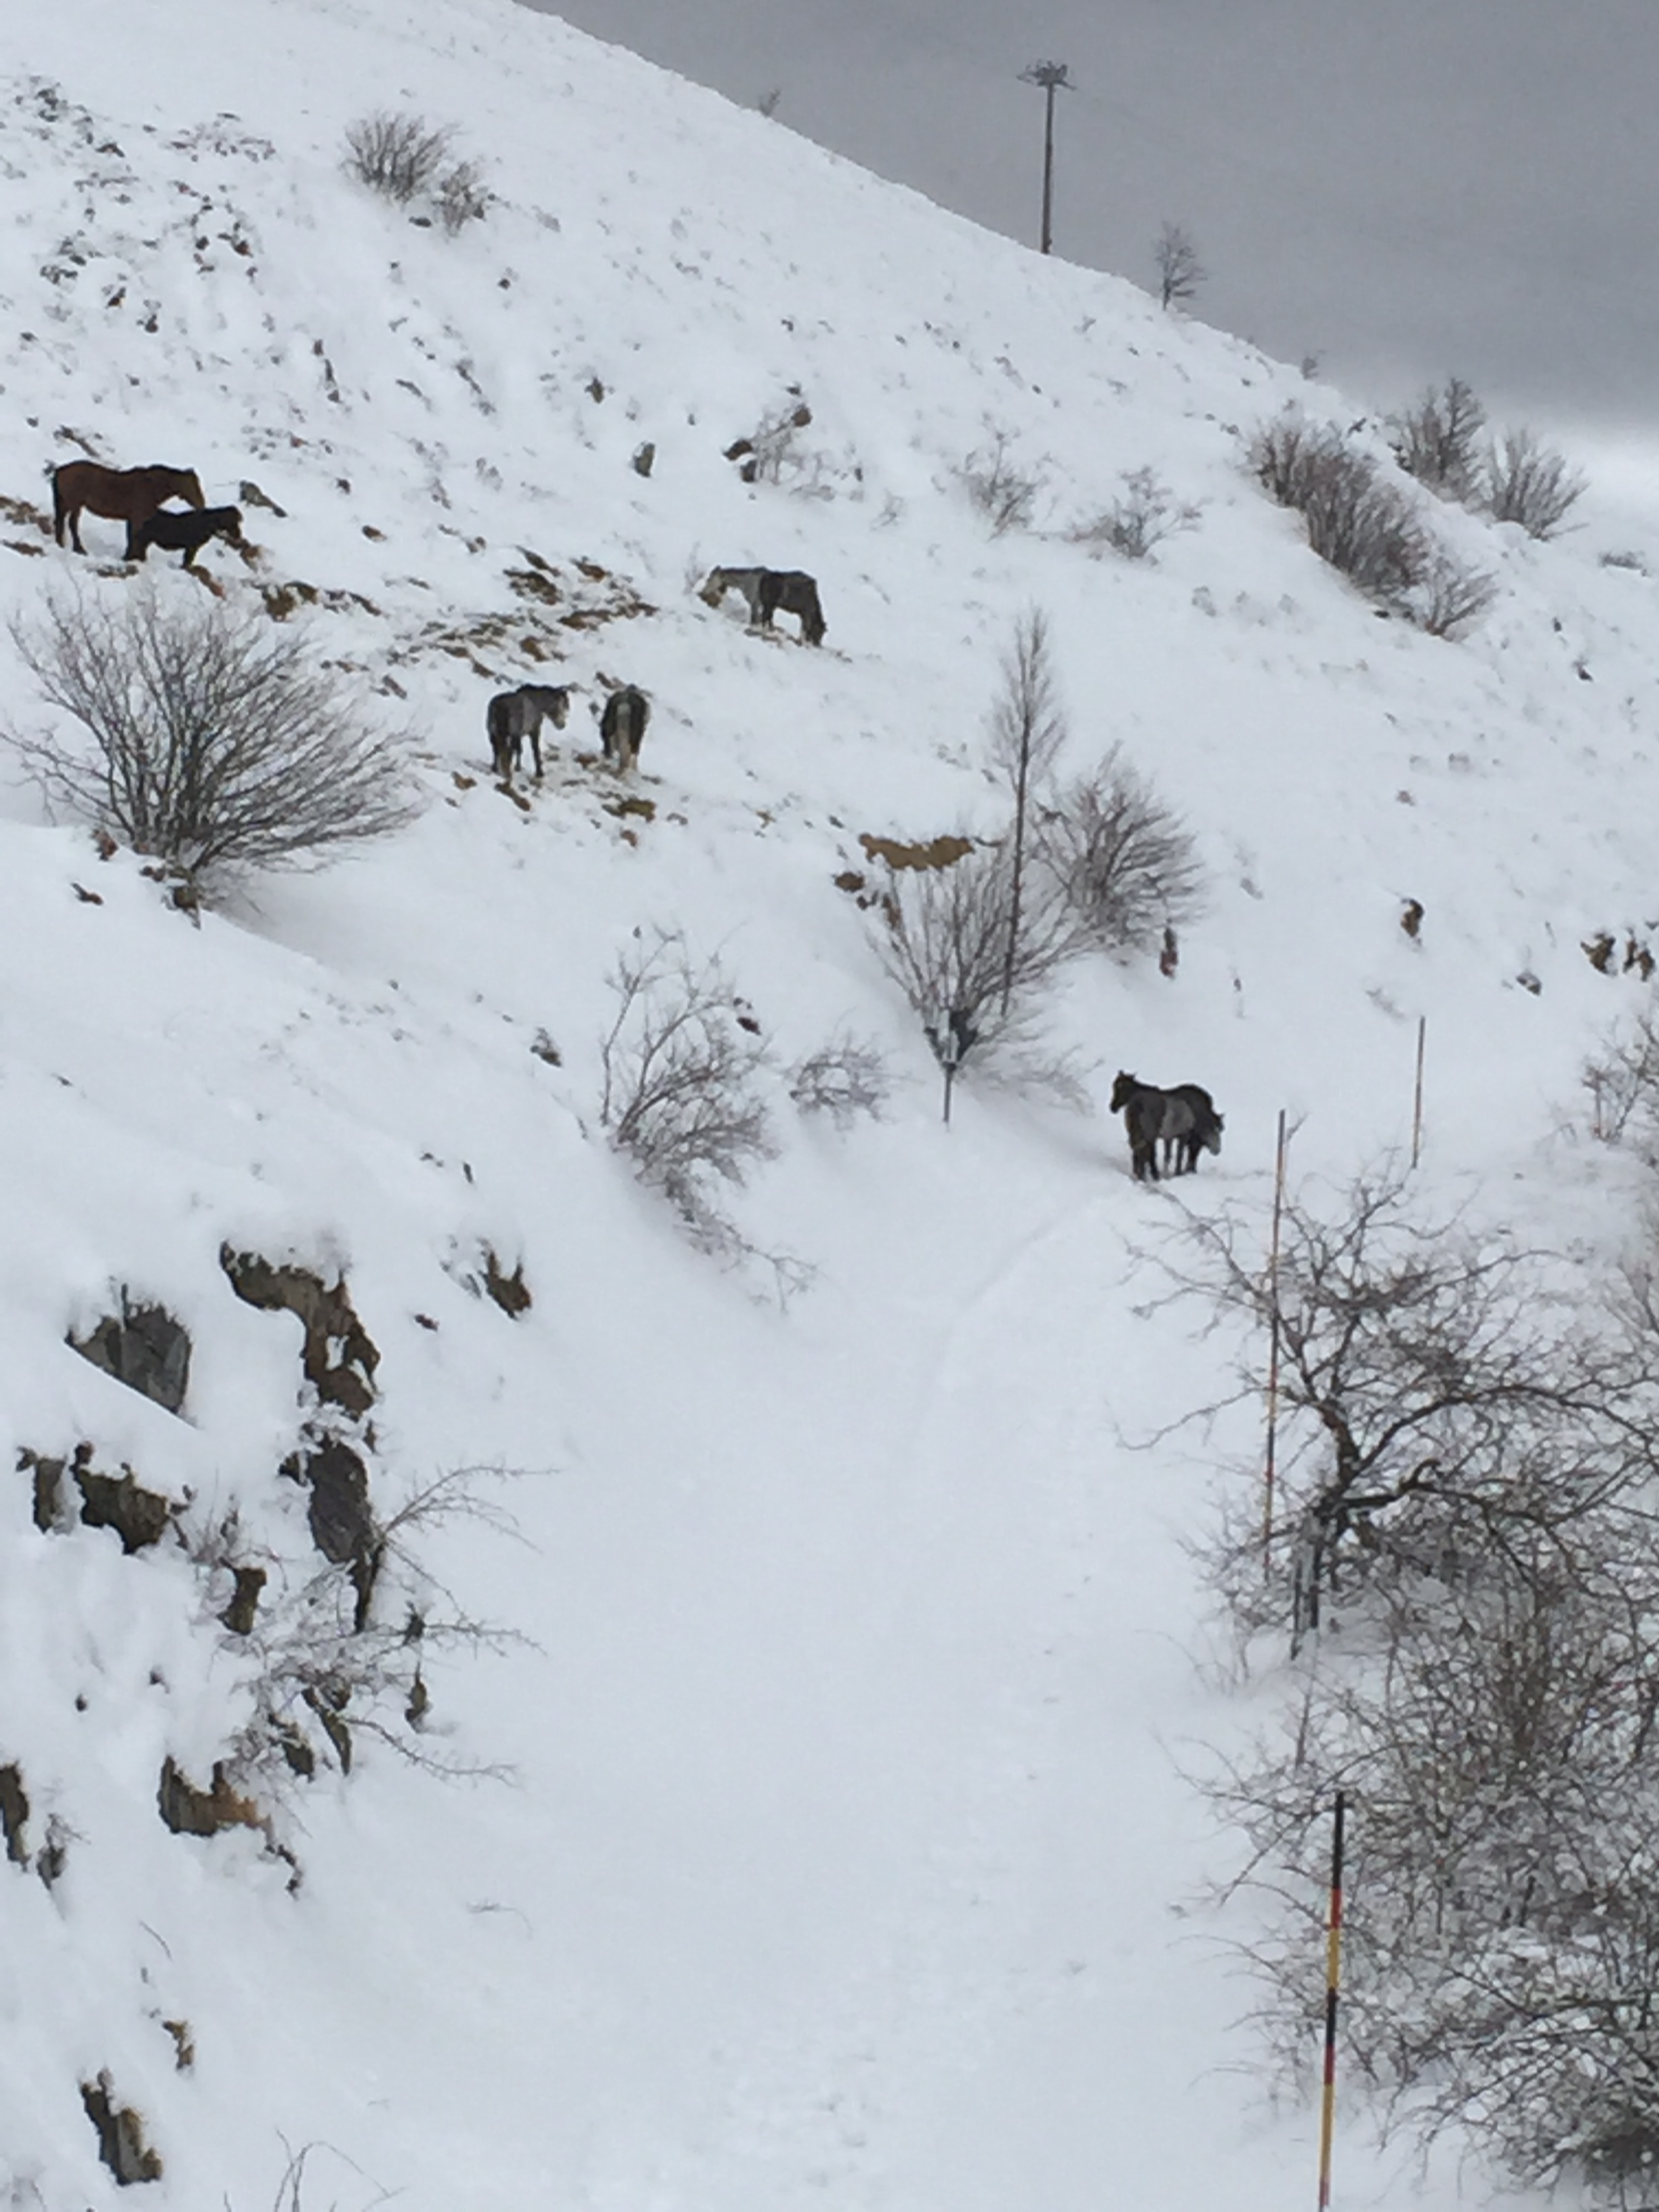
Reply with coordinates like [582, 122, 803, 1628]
[52, 462, 205, 558]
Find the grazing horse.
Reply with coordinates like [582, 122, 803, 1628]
[486, 684, 571, 781]
[599, 685, 651, 774]
[1109, 1070, 1223, 1182]
[130, 504, 244, 568]
[700, 565, 827, 645]
[52, 462, 205, 558]
[757, 569, 826, 644]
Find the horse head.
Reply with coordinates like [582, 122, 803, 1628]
[1109, 1070, 1139, 1115]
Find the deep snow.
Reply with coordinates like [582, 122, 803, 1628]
[0, 3, 1654, 2208]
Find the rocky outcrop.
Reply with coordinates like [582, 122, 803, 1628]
[68, 1296, 190, 1414]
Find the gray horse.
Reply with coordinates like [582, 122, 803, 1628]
[487, 684, 571, 781]
[700, 565, 826, 645]
[1109, 1071, 1223, 1181]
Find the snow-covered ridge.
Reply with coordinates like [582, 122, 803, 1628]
[0, 1, 1653, 2207]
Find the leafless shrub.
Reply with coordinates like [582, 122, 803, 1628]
[600, 928, 778, 1246]
[1583, 1008, 1659, 1151]
[870, 838, 1079, 1119]
[1035, 748, 1205, 956]
[342, 111, 453, 205]
[961, 430, 1042, 536]
[1600, 548, 1650, 575]
[1250, 412, 1431, 605]
[1388, 377, 1487, 503]
[987, 608, 1068, 1014]
[1071, 466, 1202, 562]
[5, 584, 417, 898]
[435, 159, 491, 234]
[1153, 221, 1206, 310]
[1480, 425, 1587, 540]
[787, 1035, 892, 1128]
[755, 87, 783, 117]
[1412, 544, 1498, 638]
[726, 392, 815, 486]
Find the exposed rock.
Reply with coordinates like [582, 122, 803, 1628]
[156, 1757, 260, 1839]
[483, 1248, 532, 1317]
[220, 1247, 380, 1415]
[858, 831, 974, 872]
[81, 2074, 163, 2185]
[68, 1296, 190, 1414]
[220, 1563, 267, 1636]
[75, 1454, 174, 1553]
[300, 1437, 373, 1566]
[18, 1447, 64, 1531]
[0, 1763, 29, 1864]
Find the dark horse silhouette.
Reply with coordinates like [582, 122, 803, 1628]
[1109, 1071, 1224, 1181]
[130, 505, 244, 569]
[599, 685, 651, 773]
[52, 462, 205, 558]
[700, 565, 826, 645]
[487, 684, 571, 781]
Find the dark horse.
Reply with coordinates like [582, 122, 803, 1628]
[599, 685, 651, 773]
[130, 504, 244, 569]
[700, 565, 826, 646]
[487, 684, 571, 781]
[52, 462, 205, 558]
[1109, 1071, 1224, 1182]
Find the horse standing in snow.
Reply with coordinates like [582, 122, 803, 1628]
[700, 565, 826, 645]
[52, 461, 206, 558]
[129, 504, 245, 569]
[487, 684, 571, 781]
[1109, 1071, 1223, 1181]
[599, 685, 651, 775]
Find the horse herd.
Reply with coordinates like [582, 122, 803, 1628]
[47, 464, 1214, 1181]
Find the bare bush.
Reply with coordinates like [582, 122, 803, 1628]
[1250, 413, 1430, 605]
[1412, 544, 1499, 638]
[788, 1035, 892, 1128]
[871, 839, 1078, 1119]
[600, 929, 778, 1246]
[1182, 1164, 1659, 2192]
[987, 608, 1068, 1013]
[1036, 749, 1205, 955]
[961, 430, 1041, 536]
[1389, 376, 1487, 503]
[1584, 1008, 1659, 1151]
[1153, 221, 1206, 310]
[1481, 425, 1587, 540]
[342, 111, 453, 205]
[726, 392, 815, 487]
[1071, 466, 1202, 562]
[6, 586, 417, 897]
[435, 159, 491, 234]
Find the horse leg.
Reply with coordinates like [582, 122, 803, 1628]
[529, 718, 544, 779]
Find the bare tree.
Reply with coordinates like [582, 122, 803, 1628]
[7, 585, 417, 898]
[987, 609, 1068, 1012]
[1035, 748, 1205, 954]
[1481, 425, 1587, 540]
[1153, 222, 1206, 310]
[1389, 377, 1487, 503]
[600, 929, 778, 1247]
[871, 841, 1078, 1120]
[342, 111, 453, 204]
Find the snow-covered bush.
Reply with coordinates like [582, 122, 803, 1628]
[787, 1036, 892, 1126]
[435, 157, 491, 234]
[1035, 749, 1205, 954]
[599, 929, 778, 1246]
[1071, 466, 1202, 562]
[1412, 544, 1499, 639]
[1388, 376, 1487, 504]
[1480, 424, 1587, 540]
[960, 430, 1042, 536]
[1250, 413, 1429, 605]
[342, 110, 453, 205]
[6, 586, 418, 897]
[1180, 1164, 1659, 2194]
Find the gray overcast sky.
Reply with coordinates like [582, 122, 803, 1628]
[520, 0, 1659, 438]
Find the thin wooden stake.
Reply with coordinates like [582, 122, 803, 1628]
[1410, 1015, 1427, 1170]
[1263, 1108, 1289, 1569]
[1317, 1790, 1347, 2212]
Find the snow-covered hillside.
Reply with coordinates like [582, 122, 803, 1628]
[1, 3, 1655, 2208]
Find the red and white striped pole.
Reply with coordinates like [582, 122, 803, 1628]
[1317, 1790, 1347, 2212]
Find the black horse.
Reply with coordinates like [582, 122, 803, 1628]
[129, 504, 244, 568]
[486, 684, 571, 781]
[599, 685, 651, 773]
[1109, 1071, 1223, 1181]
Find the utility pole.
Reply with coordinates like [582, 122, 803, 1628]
[1020, 60, 1071, 255]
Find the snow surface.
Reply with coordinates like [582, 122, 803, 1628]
[0, 1, 1654, 2207]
